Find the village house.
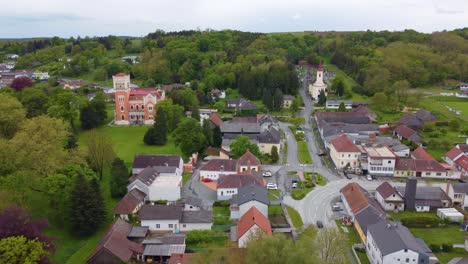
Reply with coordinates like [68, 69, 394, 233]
[364, 145, 397, 177]
[237, 207, 272, 248]
[113, 188, 147, 220]
[113, 73, 165, 125]
[87, 219, 144, 264]
[230, 184, 269, 220]
[200, 159, 238, 181]
[393, 125, 423, 145]
[352, 105, 377, 122]
[210, 89, 226, 100]
[325, 100, 352, 110]
[375, 182, 405, 212]
[217, 174, 264, 200]
[226, 98, 258, 111]
[132, 155, 183, 175]
[398, 178, 451, 212]
[141, 234, 186, 263]
[139, 204, 213, 232]
[59, 78, 88, 89]
[445, 144, 468, 176]
[396, 109, 436, 131]
[366, 219, 430, 264]
[308, 62, 327, 100]
[348, 134, 410, 158]
[282, 95, 294, 108]
[329, 134, 361, 169]
[127, 166, 182, 202]
[446, 182, 468, 210]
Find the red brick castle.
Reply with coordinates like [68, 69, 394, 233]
[113, 73, 165, 125]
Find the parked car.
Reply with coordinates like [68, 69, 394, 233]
[318, 152, 327, 156]
[202, 178, 213, 182]
[266, 183, 278, 190]
[316, 220, 324, 228]
[371, 175, 377, 180]
[332, 205, 342, 211]
[344, 172, 352, 179]
[292, 180, 298, 189]
[262, 170, 272, 177]
[366, 175, 373, 181]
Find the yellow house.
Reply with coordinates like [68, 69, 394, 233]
[282, 95, 294, 109]
[329, 134, 361, 169]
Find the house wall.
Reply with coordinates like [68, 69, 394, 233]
[330, 146, 360, 169]
[419, 170, 447, 179]
[238, 165, 261, 173]
[148, 176, 182, 201]
[393, 149, 410, 158]
[394, 170, 416, 177]
[366, 232, 422, 264]
[375, 192, 404, 212]
[217, 188, 238, 200]
[180, 223, 213, 231]
[239, 201, 268, 219]
[368, 158, 396, 176]
[353, 220, 367, 244]
[238, 225, 261, 248]
[230, 207, 239, 220]
[415, 205, 430, 212]
[141, 219, 180, 231]
[200, 170, 237, 181]
[184, 204, 201, 211]
[283, 99, 293, 109]
[340, 192, 355, 219]
[127, 181, 149, 196]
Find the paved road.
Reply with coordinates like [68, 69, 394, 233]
[283, 178, 447, 228]
[182, 168, 217, 203]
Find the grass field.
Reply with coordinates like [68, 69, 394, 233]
[336, 220, 370, 264]
[182, 172, 192, 185]
[286, 206, 303, 228]
[297, 141, 313, 164]
[213, 206, 231, 225]
[79, 125, 182, 164]
[291, 187, 313, 200]
[268, 205, 283, 217]
[268, 189, 280, 200]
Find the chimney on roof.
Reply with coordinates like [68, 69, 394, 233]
[164, 162, 168, 167]
[220, 165, 224, 171]
[404, 178, 417, 211]
[369, 133, 376, 143]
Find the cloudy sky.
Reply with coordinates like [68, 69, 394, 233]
[2, 0, 467, 38]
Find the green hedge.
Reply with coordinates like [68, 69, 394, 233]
[400, 216, 440, 228]
[213, 200, 230, 207]
[186, 230, 226, 245]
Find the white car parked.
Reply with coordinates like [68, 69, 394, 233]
[266, 183, 278, 190]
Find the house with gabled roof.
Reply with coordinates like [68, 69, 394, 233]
[237, 207, 272, 248]
[411, 147, 436, 161]
[230, 184, 269, 220]
[329, 134, 361, 169]
[375, 182, 405, 212]
[446, 145, 468, 176]
[393, 125, 422, 145]
[340, 182, 384, 219]
[200, 159, 238, 181]
[132, 154, 183, 175]
[113, 188, 146, 220]
[446, 182, 468, 209]
[237, 150, 262, 173]
[217, 173, 264, 200]
[87, 219, 144, 264]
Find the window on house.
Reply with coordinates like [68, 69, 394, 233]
[342, 154, 344, 158]
[149, 106, 153, 111]
[131, 105, 133, 109]
[169, 224, 174, 228]
[425, 172, 430, 176]
[120, 106, 124, 111]
[121, 115, 124, 120]
[348, 154, 351, 158]
[183, 224, 186, 228]
[404, 249, 408, 253]
[142, 105, 144, 109]
[156, 224, 160, 228]
[406, 258, 409, 263]
[436, 173, 442, 176]
[388, 160, 391, 164]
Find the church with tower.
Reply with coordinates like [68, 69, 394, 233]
[113, 73, 165, 125]
[308, 62, 328, 101]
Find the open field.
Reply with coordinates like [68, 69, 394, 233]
[286, 206, 303, 228]
[297, 141, 313, 164]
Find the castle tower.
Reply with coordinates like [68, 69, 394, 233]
[113, 73, 131, 125]
[308, 61, 328, 101]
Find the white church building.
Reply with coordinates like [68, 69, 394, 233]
[308, 62, 328, 101]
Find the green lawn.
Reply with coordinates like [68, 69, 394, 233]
[268, 205, 284, 217]
[78, 125, 182, 164]
[314, 173, 327, 186]
[388, 211, 436, 221]
[213, 206, 231, 225]
[297, 141, 312, 164]
[291, 187, 313, 200]
[286, 206, 303, 228]
[182, 172, 192, 185]
[298, 226, 317, 240]
[436, 248, 468, 264]
[409, 226, 465, 246]
[268, 189, 280, 201]
[336, 220, 370, 264]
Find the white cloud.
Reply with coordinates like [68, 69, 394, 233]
[1, 0, 467, 37]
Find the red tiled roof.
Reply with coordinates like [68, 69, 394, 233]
[446, 147, 464, 161]
[414, 160, 446, 172]
[412, 147, 435, 161]
[113, 189, 146, 215]
[340, 183, 379, 215]
[237, 207, 272, 239]
[395, 158, 416, 171]
[87, 219, 144, 263]
[209, 112, 223, 127]
[200, 159, 237, 172]
[217, 174, 264, 189]
[394, 125, 417, 139]
[376, 182, 399, 199]
[130, 88, 161, 96]
[330, 134, 360, 153]
[455, 155, 468, 171]
[458, 144, 468, 153]
[237, 151, 261, 166]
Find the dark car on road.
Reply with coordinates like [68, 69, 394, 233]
[316, 220, 324, 228]
[344, 172, 352, 179]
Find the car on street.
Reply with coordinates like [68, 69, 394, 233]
[262, 170, 272, 177]
[266, 183, 278, 190]
[366, 175, 373, 181]
[332, 205, 342, 211]
[344, 172, 352, 179]
[316, 220, 324, 228]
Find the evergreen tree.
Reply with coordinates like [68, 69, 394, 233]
[273, 88, 283, 110]
[110, 158, 129, 198]
[153, 107, 168, 145]
[213, 126, 222, 148]
[318, 90, 327, 106]
[271, 146, 279, 163]
[191, 105, 200, 121]
[80, 92, 107, 130]
[70, 174, 104, 236]
[143, 127, 157, 145]
[262, 89, 273, 110]
[338, 102, 347, 112]
[202, 119, 213, 146]
[89, 178, 106, 229]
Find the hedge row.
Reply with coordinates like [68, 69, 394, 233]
[400, 216, 440, 228]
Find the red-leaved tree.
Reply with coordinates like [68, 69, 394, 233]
[0, 206, 54, 264]
[10, 76, 34, 91]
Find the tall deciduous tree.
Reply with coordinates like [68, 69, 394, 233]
[153, 107, 168, 145]
[173, 118, 207, 157]
[316, 228, 347, 264]
[270, 146, 279, 163]
[155, 99, 184, 132]
[213, 126, 222, 148]
[10, 76, 34, 91]
[229, 136, 262, 159]
[0, 236, 50, 264]
[47, 89, 83, 129]
[110, 158, 129, 198]
[202, 119, 213, 146]
[80, 92, 107, 129]
[0, 93, 26, 138]
[86, 130, 115, 180]
[69, 174, 105, 236]
[331, 76, 345, 97]
[19, 88, 48, 118]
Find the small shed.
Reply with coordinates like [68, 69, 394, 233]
[437, 208, 464, 222]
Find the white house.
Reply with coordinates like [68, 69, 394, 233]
[326, 100, 352, 110]
[200, 159, 238, 181]
[113, 188, 147, 221]
[132, 155, 183, 175]
[139, 204, 212, 232]
[230, 184, 269, 220]
[127, 166, 182, 202]
[375, 182, 405, 212]
[237, 207, 272, 248]
[216, 174, 264, 200]
[365, 146, 396, 177]
[366, 220, 430, 264]
[447, 183, 468, 209]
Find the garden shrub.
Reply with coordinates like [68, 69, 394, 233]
[400, 216, 440, 228]
[213, 200, 230, 207]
